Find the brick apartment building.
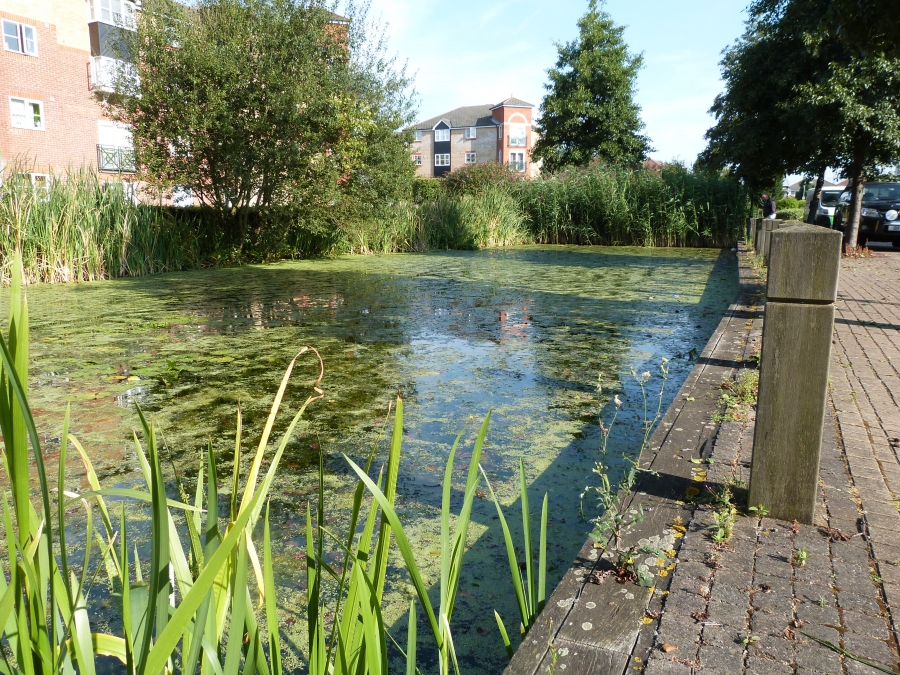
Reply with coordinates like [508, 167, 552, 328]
[411, 96, 540, 179]
[1, 0, 139, 192]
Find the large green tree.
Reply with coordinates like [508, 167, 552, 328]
[532, 1, 651, 172]
[112, 0, 415, 242]
[702, 0, 900, 246]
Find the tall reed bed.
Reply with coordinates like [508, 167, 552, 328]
[0, 169, 199, 283]
[509, 164, 748, 247]
[341, 189, 529, 254]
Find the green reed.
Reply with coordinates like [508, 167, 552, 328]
[509, 164, 748, 247]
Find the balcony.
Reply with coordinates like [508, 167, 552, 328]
[90, 56, 139, 93]
[510, 161, 526, 173]
[97, 144, 135, 172]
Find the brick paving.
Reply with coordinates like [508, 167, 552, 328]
[642, 251, 900, 675]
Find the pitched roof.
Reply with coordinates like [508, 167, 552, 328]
[326, 10, 350, 22]
[415, 105, 498, 130]
[491, 96, 534, 109]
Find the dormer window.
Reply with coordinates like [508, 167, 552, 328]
[435, 128, 450, 142]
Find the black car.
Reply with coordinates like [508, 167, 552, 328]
[834, 182, 900, 247]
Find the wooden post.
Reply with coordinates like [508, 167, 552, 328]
[749, 224, 842, 523]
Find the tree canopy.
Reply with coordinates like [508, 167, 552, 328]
[701, 0, 900, 245]
[532, 1, 651, 172]
[112, 0, 415, 240]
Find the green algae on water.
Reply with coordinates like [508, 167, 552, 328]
[21, 245, 737, 674]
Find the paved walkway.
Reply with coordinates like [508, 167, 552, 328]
[642, 251, 900, 675]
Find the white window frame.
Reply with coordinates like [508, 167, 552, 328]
[509, 152, 525, 172]
[434, 128, 450, 142]
[30, 173, 50, 201]
[10, 97, 45, 130]
[498, 126, 502, 139]
[465, 127, 476, 139]
[413, 154, 422, 166]
[3, 20, 37, 56]
[434, 154, 450, 167]
[414, 130, 422, 142]
[90, 0, 137, 29]
[509, 124, 526, 147]
[465, 152, 476, 165]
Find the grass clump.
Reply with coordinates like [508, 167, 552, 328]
[712, 369, 759, 423]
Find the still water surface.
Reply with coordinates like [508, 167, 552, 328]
[25, 245, 736, 673]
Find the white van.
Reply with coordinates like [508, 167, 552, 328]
[804, 188, 844, 226]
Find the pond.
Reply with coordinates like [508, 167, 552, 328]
[25, 245, 737, 674]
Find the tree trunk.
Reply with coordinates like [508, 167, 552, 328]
[805, 168, 826, 225]
[845, 159, 865, 249]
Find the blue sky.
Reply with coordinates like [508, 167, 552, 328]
[356, 0, 750, 165]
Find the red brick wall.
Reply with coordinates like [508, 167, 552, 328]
[0, 11, 103, 175]
[492, 104, 535, 177]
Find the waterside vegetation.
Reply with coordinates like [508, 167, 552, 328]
[0, 161, 747, 284]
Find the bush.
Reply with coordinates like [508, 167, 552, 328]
[412, 177, 444, 203]
[776, 208, 805, 221]
[444, 162, 523, 196]
[776, 196, 804, 209]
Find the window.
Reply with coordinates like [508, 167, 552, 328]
[509, 152, 525, 172]
[509, 124, 526, 147]
[465, 127, 476, 139]
[434, 154, 450, 167]
[414, 130, 422, 142]
[10, 98, 44, 130]
[3, 20, 37, 56]
[90, 0, 136, 28]
[465, 152, 476, 164]
[172, 186, 193, 207]
[413, 154, 422, 166]
[434, 128, 450, 142]
[498, 126, 502, 139]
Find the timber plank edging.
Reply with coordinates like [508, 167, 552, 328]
[504, 244, 765, 675]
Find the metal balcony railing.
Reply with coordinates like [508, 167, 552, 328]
[510, 161, 526, 173]
[97, 145, 136, 172]
[90, 56, 139, 93]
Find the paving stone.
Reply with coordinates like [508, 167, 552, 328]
[842, 609, 892, 639]
[705, 598, 749, 628]
[795, 636, 844, 673]
[756, 635, 795, 664]
[751, 591, 795, 614]
[846, 659, 898, 675]
[837, 591, 884, 615]
[798, 622, 842, 644]
[841, 632, 896, 668]
[696, 644, 745, 674]
[745, 655, 794, 674]
[796, 601, 840, 625]
[642, 658, 694, 675]
[750, 611, 792, 637]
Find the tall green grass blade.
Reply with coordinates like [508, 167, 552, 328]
[344, 455, 442, 649]
[494, 611, 514, 660]
[406, 599, 417, 675]
[264, 504, 281, 675]
[538, 492, 548, 612]
[519, 458, 534, 617]
[223, 538, 249, 675]
[479, 465, 529, 629]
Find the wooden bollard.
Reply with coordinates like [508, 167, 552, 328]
[749, 224, 842, 523]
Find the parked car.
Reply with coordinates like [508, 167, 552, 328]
[834, 182, 900, 247]
[803, 187, 844, 226]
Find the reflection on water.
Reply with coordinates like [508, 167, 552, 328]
[24, 245, 737, 673]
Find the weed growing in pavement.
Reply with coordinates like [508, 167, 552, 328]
[583, 360, 669, 586]
[816, 593, 828, 607]
[740, 634, 760, 647]
[793, 548, 809, 567]
[748, 504, 771, 518]
[708, 484, 738, 543]
[712, 369, 759, 423]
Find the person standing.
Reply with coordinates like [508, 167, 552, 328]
[762, 193, 777, 219]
